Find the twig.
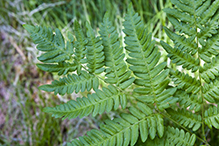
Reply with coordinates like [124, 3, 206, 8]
[9, 37, 26, 61]
[17, 1, 66, 17]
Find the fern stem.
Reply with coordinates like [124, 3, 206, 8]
[191, 1, 209, 144]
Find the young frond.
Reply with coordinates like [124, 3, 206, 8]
[43, 85, 127, 119]
[99, 12, 135, 89]
[39, 71, 99, 95]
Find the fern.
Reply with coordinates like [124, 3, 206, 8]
[24, 0, 219, 145]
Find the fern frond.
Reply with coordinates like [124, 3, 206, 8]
[24, 25, 73, 63]
[167, 109, 202, 131]
[199, 0, 219, 25]
[204, 105, 219, 129]
[163, 27, 197, 55]
[163, 7, 194, 24]
[165, 126, 196, 146]
[199, 32, 219, 62]
[36, 62, 77, 75]
[170, 69, 201, 94]
[200, 56, 219, 83]
[85, 22, 105, 74]
[203, 78, 219, 103]
[123, 4, 178, 111]
[161, 40, 199, 72]
[43, 85, 127, 119]
[67, 104, 164, 146]
[99, 12, 135, 89]
[163, 0, 219, 67]
[176, 90, 202, 112]
[166, 15, 195, 36]
[74, 21, 88, 74]
[39, 70, 99, 95]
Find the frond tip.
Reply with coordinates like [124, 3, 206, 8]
[23, 24, 73, 63]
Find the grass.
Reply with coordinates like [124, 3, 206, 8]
[0, 0, 170, 145]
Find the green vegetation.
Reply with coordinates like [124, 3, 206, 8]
[24, 0, 219, 145]
[0, 0, 170, 145]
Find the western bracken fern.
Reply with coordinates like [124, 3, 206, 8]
[24, 0, 219, 145]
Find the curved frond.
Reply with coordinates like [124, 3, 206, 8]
[100, 12, 134, 89]
[204, 105, 219, 129]
[39, 71, 99, 95]
[43, 85, 127, 119]
[24, 25, 73, 63]
[67, 104, 163, 146]
[167, 109, 202, 131]
[85, 22, 105, 74]
[165, 126, 196, 146]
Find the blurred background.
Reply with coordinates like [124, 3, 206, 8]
[0, 0, 170, 145]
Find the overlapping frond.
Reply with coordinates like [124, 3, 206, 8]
[204, 105, 219, 129]
[85, 22, 105, 74]
[23, 25, 73, 63]
[163, 0, 219, 70]
[203, 78, 219, 103]
[167, 109, 202, 131]
[39, 71, 99, 95]
[123, 4, 178, 111]
[170, 69, 201, 94]
[200, 56, 219, 83]
[43, 85, 127, 119]
[175, 90, 202, 112]
[161, 40, 199, 72]
[99, 12, 135, 89]
[165, 126, 196, 146]
[36, 62, 77, 75]
[67, 104, 164, 146]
